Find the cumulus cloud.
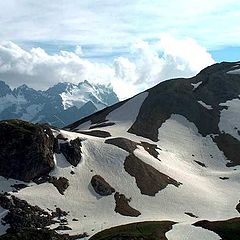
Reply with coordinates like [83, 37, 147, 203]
[0, 35, 215, 99]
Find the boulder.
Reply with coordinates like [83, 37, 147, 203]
[91, 175, 115, 196]
[0, 120, 55, 182]
[60, 138, 82, 167]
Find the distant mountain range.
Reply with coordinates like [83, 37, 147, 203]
[0, 80, 119, 127]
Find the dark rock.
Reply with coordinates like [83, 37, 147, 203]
[0, 229, 88, 240]
[236, 201, 240, 213]
[124, 154, 181, 196]
[89, 122, 115, 129]
[52, 207, 68, 219]
[141, 141, 161, 159]
[60, 138, 82, 167]
[105, 138, 161, 159]
[91, 175, 115, 196]
[194, 160, 206, 167]
[213, 133, 240, 167]
[54, 226, 72, 231]
[0, 120, 55, 182]
[78, 130, 111, 138]
[56, 134, 68, 141]
[11, 184, 28, 191]
[185, 212, 198, 218]
[53, 138, 61, 154]
[48, 177, 69, 195]
[65, 100, 128, 130]
[105, 137, 138, 153]
[219, 177, 229, 180]
[128, 62, 240, 141]
[114, 192, 141, 217]
[193, 217, 240, 240]
[0, 194, 55, 234]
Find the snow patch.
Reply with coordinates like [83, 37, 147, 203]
[191, 81, 202, 90]
[166, 223, 220, 240]
[197, 100, 213, 110]
[219, 97, 240, 140]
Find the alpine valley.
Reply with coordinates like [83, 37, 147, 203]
[0, 62, 240, 240]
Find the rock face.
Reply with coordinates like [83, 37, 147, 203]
[0, 120, 55, 182]
[91, 175, 115, 196]
[59, 138, 82, 167]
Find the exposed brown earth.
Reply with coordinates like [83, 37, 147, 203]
[91, 175, 115, 196]
[114, 192, 141, 217]
[124, 154, 181, 196]
[78, 130, 111, 138]
[213, 133, 240, 167]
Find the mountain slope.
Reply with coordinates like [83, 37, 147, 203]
[0, 80, 118, 127]
[0, 62, 240, 240]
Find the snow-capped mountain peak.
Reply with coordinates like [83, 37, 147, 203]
[0, 80, 119, 127]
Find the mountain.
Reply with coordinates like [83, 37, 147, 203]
[0, 80, 119, 127]
[0, 62, 240, 240]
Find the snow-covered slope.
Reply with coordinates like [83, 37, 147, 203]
[0, 62, 240, 240]
[0, 80, 118, 127]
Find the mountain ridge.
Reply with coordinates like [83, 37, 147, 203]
[0, 61, 240, 240]
[0, 80, 119, 127]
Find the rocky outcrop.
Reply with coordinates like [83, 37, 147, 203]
[49, 177, 69, 195]
[60, 138, 82, 167]
[124, 154, 181, 196]
[0, 193, 87, 240]
[114, 192, 141, 217]
[0, 120, 55, 182]
[0, 193, 55, 233]
[91, 175, 115, 196]
[213, 133, 240, 167]
[78, 130, 111, 138]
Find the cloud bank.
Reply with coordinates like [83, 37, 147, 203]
[0, 0, 239, 50]
[0, 35, 215, 99]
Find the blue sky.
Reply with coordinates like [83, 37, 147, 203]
[0, 0, 239, 98]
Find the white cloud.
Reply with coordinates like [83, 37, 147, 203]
[0, 35, 215, 99]
[0, 0, 239, 50]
